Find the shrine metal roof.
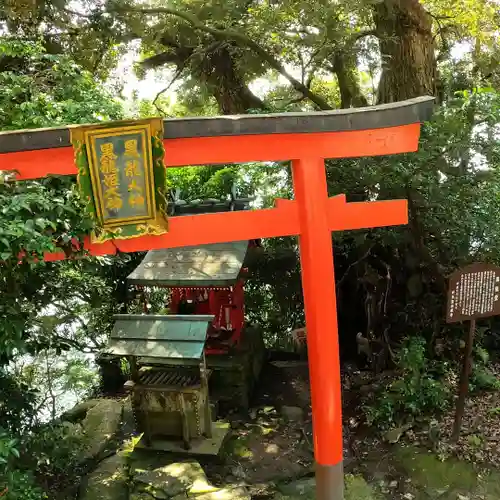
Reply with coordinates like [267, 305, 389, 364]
[104, 314, 213, 361]
[127, 241, 249, 287]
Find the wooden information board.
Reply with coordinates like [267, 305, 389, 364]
[446, 262, 500, 440]
[446, 262, 500, 323]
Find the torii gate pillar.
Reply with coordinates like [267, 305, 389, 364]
[0, 96, 434, 499]
[293, 158, 344, 496]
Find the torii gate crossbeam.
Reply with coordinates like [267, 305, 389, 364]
[0, 96, 434, 500]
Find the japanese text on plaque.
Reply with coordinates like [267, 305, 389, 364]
[447, 264, 500, 323]
[92, 131, 151, 224]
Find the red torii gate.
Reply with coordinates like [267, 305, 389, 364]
[0, 96, 434, 499]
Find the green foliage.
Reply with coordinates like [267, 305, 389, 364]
[0, 431, 20, 465]
[0, 430, 45, 500]
[0, 371, 38, 434]
[0, 470, 44, 500]
[0, 178, 95, 363]
[0, 422, 88, 499]
[327, 89, 500, 348]
[245, 237, 304, 347]
[0, 178, 93, 263]
[0, 38, 122, 130]
[422, 0, 500, 89]
[364, 338, 452, 428]
[344, 474, 378, 500]
[0, 36, 130, 499]
[19, 424, 86, 495]
[471, 367, 500, 391]
[470, 346, 500, 391]
[0, 36, 125, 366]
[11, 350, 99, 422]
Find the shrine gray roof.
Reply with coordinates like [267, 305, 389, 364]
[104, 314, 213, 361]
[0, 96, 434, 154]
[127, 241, 249, 287]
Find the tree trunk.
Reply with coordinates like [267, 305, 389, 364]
[373, 0, 436, 103]
[332, 51, 368, 108]
[199, 44, 266, 114]
[143, 40, 265, 115]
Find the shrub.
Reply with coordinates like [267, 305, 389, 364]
[364, 337, 452, 428]
[19, 424, 86, 496]
[0, 430, 45, 500]
[470, 346, 500, 391]
[0, 422, 86, 499]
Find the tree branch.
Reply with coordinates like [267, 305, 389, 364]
[111, 5, 333, 110]
[51, 335, 99, 353]
[337, 244, 374, 288]
[152, 65, 185, 115]
[141, 37, 195, 69]
[349, 29, 378, 44]
[141, 50, 187, 69]
[61, 7, 94, 20]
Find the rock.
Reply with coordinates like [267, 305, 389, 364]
[185, 461, 218, 496]
[62, 399, 102, 423]
[261, 406, 276, 415]
[82, 399, 123, 459]
[134, 461, 206, 499]
[265, 443, 280, 454]
[277, 478, 315, 498]
[230, 465, 247, 480]
[130, 494, 156, 500]
[61, 421, 84, 438]
[194, 487, 250, 499]
[344, 475, 376, 500]
[275, 475, 375, 500]
[280, 406, 304, 422]
[247, 483, 277, 498]
[384, 427, 404, 444]
[79, 454, 127, 500]
[230, 419, 244, 430]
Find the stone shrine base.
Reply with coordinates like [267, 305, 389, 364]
[135, 421, 230, 457]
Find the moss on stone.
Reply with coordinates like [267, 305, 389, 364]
[223, 435, 254, 459]
[394, 444, 500, 499]
[274, 474, 377, 500]
[345, 474, 377, 500]
[395, 445, 478, 496]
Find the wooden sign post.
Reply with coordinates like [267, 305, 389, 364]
[446, 263, 500, 440]
[0, 97, 434, 500]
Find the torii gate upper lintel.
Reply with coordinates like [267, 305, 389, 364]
[0, 96, 435, 500]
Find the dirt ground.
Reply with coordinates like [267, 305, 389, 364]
[203, 356, 500, 499]
[204, 357, 356, 489]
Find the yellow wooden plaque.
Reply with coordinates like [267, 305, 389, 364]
[71, 118, 168, 242]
